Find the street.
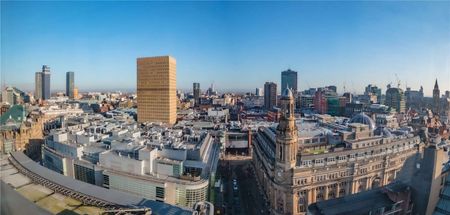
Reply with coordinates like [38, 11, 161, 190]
[217, 156, 269, 215]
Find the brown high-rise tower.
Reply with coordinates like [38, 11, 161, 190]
[137, 56, 176, 125]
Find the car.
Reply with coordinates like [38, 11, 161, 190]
[233, 184, 238, 191]
[232, 179, 237, 185]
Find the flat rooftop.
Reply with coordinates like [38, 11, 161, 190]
[9, 152, 193, 215]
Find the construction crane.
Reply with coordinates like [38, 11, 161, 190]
[395, 73, 401, 88]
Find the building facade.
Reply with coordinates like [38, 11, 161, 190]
[405, 86, 424, 110]
[281, 69, 298, 94]
[385, 87, 406, 113]
[253, 91, 421, 214]
[314, 90, 327, 114]
[35, 72, 42, 100]
[66, 71, 75, 99]
[264, 82, 277, 110]
[193, 82, 200, 106]
[137, 56, 177, 125]
[42, 65, 51, 100]
[365, 84, 382, 104]
[256, 88, 262, 97]
[73, 87, 79, 100]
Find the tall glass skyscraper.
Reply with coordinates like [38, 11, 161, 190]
[34, 65, 51, 100]
[281, 69, 298, 93]
[193, 82, 200, 106]
[42, 65, 51, 100]
[66, 71, 75, 99]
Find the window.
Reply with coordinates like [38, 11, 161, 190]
[280, 145, 283, 160]
[156, 187, 165, 199]
[315, 159, 324, 164]
[103, 175, 110, 188]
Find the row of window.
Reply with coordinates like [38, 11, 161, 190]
[301, 142, 415, 167]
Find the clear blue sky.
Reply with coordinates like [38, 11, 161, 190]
[2, 1, 449, 96]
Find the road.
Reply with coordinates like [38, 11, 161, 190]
[218, 156, 269, 215]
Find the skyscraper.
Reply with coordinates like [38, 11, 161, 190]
[385, 87, 406, 113]
[137, 56, 176, 125]
[193, 82, 200, 106]
[264, 82, 277, 110]
[433, 79, 440, 115]
[66, 71, 75, 99]
[35, 71, 42, 100]
[41, 65, 51, 100]
[281, 69, 298, 94]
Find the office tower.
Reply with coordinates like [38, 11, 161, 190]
[385, 87, 406, 113]
[433, 79, 440, 114]
[137, 56, 176, 125]
[256, 88, 262, 96]
[193, 82, 200, 106]
[365, 84, 382, 103]
[35, 72, 43, 100]
[41, 65, 51, 100]
[281, 69, 298, 94]
[264, 82, 277, 110]
[66, 71, 75, 99]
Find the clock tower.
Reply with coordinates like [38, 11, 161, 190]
[275, 88, 298, 183]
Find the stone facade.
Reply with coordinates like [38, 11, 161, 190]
[253, 89, 421, 215]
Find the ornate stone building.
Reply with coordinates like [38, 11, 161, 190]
[253, 88, 421, 215]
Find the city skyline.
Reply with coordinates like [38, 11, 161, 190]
[2, 1, 450, 95]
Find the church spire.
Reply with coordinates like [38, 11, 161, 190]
[434, 79, 439, 90]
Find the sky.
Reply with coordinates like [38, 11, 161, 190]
[1, 1, 449, 96]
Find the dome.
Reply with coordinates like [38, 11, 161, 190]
[349, 113, 376, 130]
[282, 88, 294, 98]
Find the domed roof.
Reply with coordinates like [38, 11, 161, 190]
[281, 88, 294, 98]
[349, 112, 375, 130]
